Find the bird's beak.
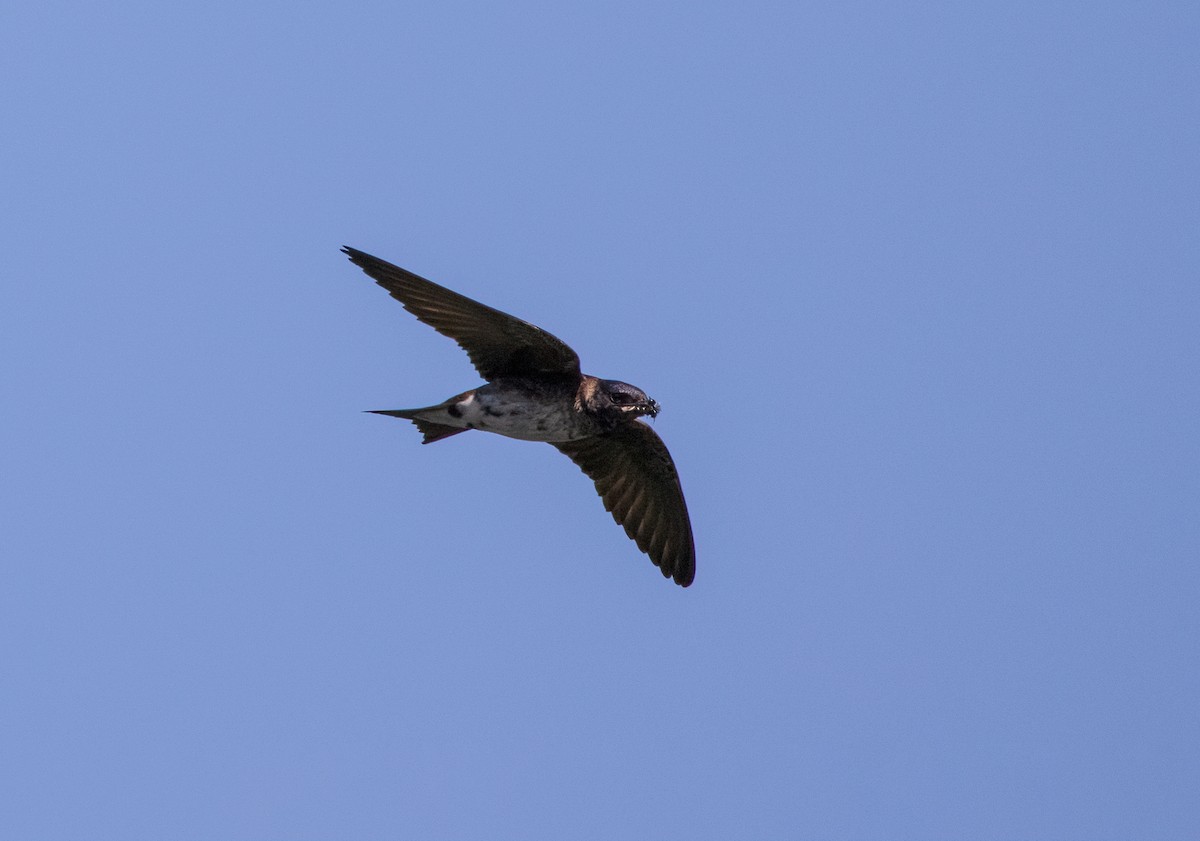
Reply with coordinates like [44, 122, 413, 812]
[646, 399, 661, 418]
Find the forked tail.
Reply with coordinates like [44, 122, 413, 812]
[368, 409, 467, 444]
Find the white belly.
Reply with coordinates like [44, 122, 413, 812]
[436, 390, 585, 442]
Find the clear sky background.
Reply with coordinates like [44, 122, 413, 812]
[2, 2, 1197, 839]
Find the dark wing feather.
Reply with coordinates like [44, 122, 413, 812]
[343, 247, 581, 381]
[553, 422, 696, 587]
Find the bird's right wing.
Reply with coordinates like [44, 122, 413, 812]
[343, 247, 581, 381]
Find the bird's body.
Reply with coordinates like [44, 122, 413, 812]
[342, 246, 695, 587]
[394, 377, 602, 443]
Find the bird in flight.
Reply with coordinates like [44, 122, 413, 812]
[343, 246, 695, 587]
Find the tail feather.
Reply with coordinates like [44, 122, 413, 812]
[368, 409, 467, 444]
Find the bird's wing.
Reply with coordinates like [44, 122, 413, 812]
[553, 422, 695, 587]
[343, 247, 581, 381]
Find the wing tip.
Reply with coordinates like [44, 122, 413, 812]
[341, 244, 368, 265]
[672, 559, 696, 588]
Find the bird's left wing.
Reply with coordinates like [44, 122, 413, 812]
[553, 422, 695, 587]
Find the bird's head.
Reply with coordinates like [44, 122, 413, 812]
[586, 378, 660, 421]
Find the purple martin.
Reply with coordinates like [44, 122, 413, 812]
[343, 247, 695, 587]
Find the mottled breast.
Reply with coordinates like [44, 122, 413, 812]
[450, 380, 596, 442]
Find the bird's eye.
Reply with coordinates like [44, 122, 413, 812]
[610, 392, 631, 404]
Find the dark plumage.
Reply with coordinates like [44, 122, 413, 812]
[343, 246, 695, 587]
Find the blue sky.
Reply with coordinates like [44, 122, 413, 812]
[2, 2, 1198, 838]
